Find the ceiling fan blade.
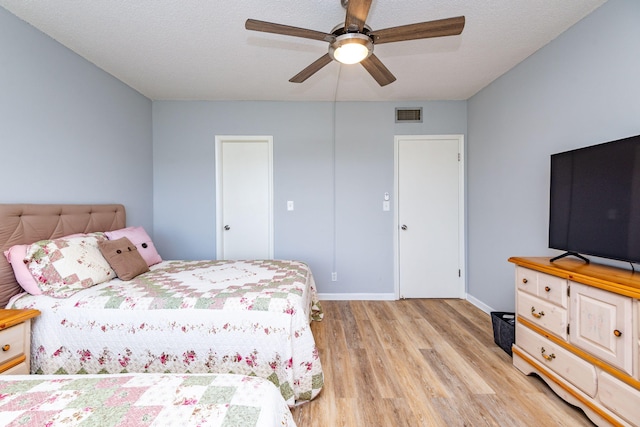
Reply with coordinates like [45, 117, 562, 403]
[369, 16, 465, 44]
[289, 54, 333, 83]
[360, 54, 396, 87]
[246, 19, 334, 42]
[344, 0, 372, 32]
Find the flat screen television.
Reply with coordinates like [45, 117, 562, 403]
[549, 134, 640, 264]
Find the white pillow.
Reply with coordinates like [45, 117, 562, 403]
[25, 233, 115, 298]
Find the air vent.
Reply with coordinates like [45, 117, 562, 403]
[395, 107, 422, 123]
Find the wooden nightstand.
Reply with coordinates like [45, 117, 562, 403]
[0, 309, 40, 375]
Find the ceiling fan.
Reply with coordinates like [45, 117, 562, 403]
[245, 0, 465, 87]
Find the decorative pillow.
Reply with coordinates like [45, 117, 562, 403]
[3, 233, 88, 296]
[105, 226, 162, 266]
[98, 237, 149, 281]
[24, 233, 115, 298]
[3, 245, 41, 295]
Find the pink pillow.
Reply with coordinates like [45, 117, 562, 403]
[4, 244, 42, 295]
[105, 226, 162, 266]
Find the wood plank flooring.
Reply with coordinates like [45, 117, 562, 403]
[291, 299, 595, 426]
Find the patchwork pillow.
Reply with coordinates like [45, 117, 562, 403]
[3, 233, 89, 296]
[98, 237, 149, 281]
[24, 233, 115, 298]
[3, 244, 41, 295]
[105, 226, 162, 266]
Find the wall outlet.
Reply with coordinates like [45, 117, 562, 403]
[331, 272, 337, 281]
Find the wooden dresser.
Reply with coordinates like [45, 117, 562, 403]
[509, 257, 640, 427]
[0, 309, 40, 375]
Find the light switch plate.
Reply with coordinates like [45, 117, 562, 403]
[287, 201, 294, 211]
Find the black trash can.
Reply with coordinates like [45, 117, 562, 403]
[491, 312, 515, 356]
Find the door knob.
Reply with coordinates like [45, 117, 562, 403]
[401, 225, 408, 230]
[224, 225, 230, 231]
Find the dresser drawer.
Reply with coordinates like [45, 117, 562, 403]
[516, 266, 537, 296]
[0, 323, 26, 366]
[598, 371, 640, 426]
[536, 273, 568, 308]
[516, 324, 597, 397]
[516, 267, 568, 308]
[1, 361, 28, 375]
[517, 291, 568, 340]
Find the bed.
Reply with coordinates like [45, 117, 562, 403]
[0, 204, 323, 407]
[0, 372, 296, 426]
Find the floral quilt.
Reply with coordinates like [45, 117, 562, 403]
[0, 373, 296, 426]
[8, 260, 323, 406]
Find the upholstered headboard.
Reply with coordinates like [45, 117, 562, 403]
[0, 204, 125, 307]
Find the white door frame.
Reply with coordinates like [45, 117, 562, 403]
[215, 135, 274, 259]
[393, 134, 466, 299]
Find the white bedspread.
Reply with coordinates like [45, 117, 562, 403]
[9, 259, 323, 406]
[0, 373, 296, 426]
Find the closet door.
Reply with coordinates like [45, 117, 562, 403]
[395, 135, 464, 299]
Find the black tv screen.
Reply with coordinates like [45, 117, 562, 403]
[549, 134, 640, 264]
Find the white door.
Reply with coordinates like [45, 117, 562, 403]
[215, 136, 273, 260]
[395, 135, 464, 298]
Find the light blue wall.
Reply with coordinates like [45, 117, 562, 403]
[333, 102, 467, 295]
[467, 0, 640, 311]
[0, 7, 154, 229]
[152, 101, 467, 294]
[7, 0, 636, 308]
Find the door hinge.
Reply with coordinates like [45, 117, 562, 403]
[567, 324, 570, 335]
[458, 269, 461, 277]
[567, 284, 570, 297]
[457, 153, 461, 161]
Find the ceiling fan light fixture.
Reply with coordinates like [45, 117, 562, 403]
[246, 0, 465, 86]
[329, 33, 373, 64]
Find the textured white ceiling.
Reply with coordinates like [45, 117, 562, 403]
[0, 0, 607, 101]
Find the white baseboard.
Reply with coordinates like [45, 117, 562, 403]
[465, 293, 494, 314]
[318, 293, 396, 301]
[318, 292, 495, 314]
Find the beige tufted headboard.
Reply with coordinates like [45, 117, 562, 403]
[0, 204, 126, 307]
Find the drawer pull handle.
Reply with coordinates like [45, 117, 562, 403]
[2, 344, 9, 352]
[531, 307, 545, 319]
[613, 329, 622, 337]
[522, 278, 528, 284]
[544, 286, 551, 292]
[541, 347, 555, 361]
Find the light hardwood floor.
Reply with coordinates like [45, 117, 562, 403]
[291, 299, 595, 426]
